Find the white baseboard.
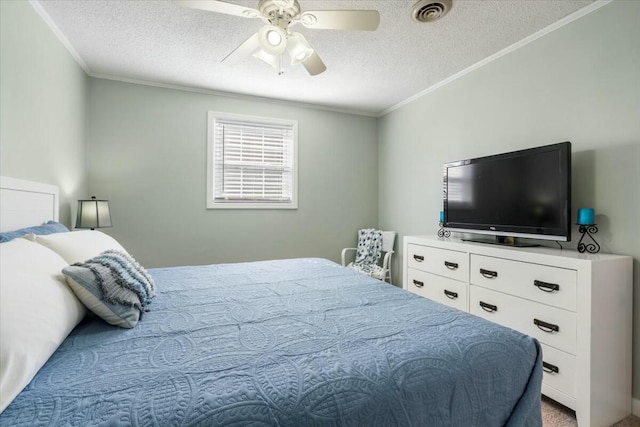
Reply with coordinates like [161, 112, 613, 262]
[633, 398, 640, 417]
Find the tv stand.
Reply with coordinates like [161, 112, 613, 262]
[462, 235, 540, 247]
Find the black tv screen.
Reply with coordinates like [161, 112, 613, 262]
[443, 142, 571, 242]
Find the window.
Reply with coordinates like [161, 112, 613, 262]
[207, 111, 297, 209]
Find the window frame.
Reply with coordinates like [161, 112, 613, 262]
[206, 111, 298, 210]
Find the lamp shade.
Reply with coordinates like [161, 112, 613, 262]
[253, 49, 280, 68]
[286, 33, 314, 65]
[257, 25, 287, 55]
[75, 197, 111, 230]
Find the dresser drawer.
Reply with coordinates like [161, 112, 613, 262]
[469, 286, 576, 354]
[540, 343, 576, 398]
[407, 244, 468, 282]
[470, 254, 577, 311]
[407, 268, 468, 312]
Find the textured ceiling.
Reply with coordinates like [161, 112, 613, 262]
[36, 0, 596, 115]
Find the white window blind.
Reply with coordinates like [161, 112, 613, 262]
[207, 112, 297, 209]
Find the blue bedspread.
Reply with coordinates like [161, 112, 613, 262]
[1, 258, 542, 426]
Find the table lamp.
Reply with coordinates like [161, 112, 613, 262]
[75, 196, 112, 230]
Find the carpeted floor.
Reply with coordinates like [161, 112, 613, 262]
[542, 396, 640, 426]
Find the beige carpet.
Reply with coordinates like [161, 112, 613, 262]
[542, 396, 640, 427]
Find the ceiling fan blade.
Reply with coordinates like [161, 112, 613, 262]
[302, 51, 327, 76]
[222, 32, 260, 64]
[300, 10, 380, 31]
[176, 0, 261, 19]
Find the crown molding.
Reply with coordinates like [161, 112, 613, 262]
[378, 0, 614, 118]
[29, 0, 91, 74]
[88, 73, 378, 118]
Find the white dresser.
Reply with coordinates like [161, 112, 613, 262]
[403, 235, 633, 427]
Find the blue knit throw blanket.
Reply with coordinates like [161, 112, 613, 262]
[72, 250, 156, 313]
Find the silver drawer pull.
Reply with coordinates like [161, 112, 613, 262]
[444, 289, 458, 299]
[479, 301, 497, 312]
[534, 280, 560, 293]
[444, 261, 458, 270]
[534, 318, 559, 333]
[413, 279, 424, 288]
[413, 254, 424, 262]
[542, 362, 559, 374]
[479, 268, 498, 279]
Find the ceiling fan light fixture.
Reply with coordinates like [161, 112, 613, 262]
[253, 49, 279, 69]
[180, 0, 381, 76]
[267, 30, 282, 45]
[286, 33, 314, 65]
[257, 25, 287, 55]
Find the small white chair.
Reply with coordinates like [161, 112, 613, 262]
[341, 230, 396, 284]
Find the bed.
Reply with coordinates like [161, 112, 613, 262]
[0, 177, 543, 426]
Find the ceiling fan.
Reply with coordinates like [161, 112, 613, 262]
[177, 0, 380, 76]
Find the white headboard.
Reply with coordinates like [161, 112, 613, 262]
[0, 176, 59, 232]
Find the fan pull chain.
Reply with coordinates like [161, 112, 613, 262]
[278, 54, 284, 75]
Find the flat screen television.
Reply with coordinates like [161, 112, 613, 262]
[443, 142, 571, 245]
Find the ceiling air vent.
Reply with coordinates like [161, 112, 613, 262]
[411, 0, 452, 23]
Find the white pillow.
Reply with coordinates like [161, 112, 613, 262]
[34, 230, 127, 265]
[0, 238, 86, 413]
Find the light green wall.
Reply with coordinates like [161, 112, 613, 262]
[86, 78, 378, 268]
[0, 1, 87, 224]
[378, 0, 640, 397]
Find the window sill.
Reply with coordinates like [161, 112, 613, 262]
[207, 200, 298, 210]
